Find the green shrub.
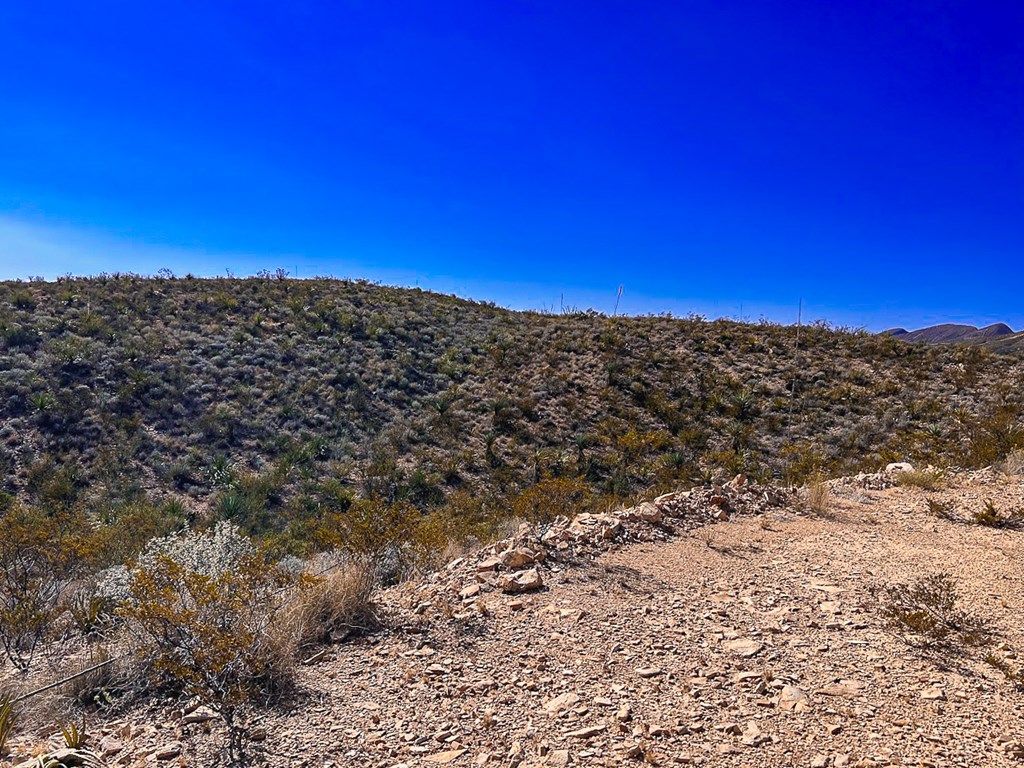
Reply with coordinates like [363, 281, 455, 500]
[873, 573, 989, 651]
[973, 499, 1024, 529]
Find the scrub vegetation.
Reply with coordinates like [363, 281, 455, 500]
[1, 273, 1022, 562]
[2, 273, 1023, 763]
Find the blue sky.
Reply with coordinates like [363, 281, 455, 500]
[0, 1, 1021, 331]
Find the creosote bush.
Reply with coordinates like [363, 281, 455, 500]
[0, 504, 97, 671]
[115, 523, 295, 764]
[972, 499, 1024, 529]
[872, 573, 989, 651]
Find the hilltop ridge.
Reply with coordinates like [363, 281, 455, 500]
[883, 323, 1024, 353]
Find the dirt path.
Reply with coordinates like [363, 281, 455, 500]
[223, 473, 1022, 768]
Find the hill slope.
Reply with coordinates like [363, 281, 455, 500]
[884, 323, 1024, 353]
[2, 275, 1023, 553]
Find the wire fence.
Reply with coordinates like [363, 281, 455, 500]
[12, 655, 125, 705]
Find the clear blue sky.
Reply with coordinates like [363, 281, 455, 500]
[0, 1, 1021, 331]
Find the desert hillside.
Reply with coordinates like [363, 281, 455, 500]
[3, 276, 1024, 768]
[885, 323, 1024, 354]
[2, 465, 1022, 767]
[2, 275, 1023, 561]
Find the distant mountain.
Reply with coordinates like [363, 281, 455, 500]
[883, 323, 1024, 353]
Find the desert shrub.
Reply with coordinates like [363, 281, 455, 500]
[896, 467, 946, 491]
[95, 501, 186, 568]
[509, 477, 596, 524]
[114, 523, 295, 763]
[926, 498, 959, 522]
[314, 498, 417, 560]
[966, 407, 1024, 466]
[211, 471, 288, 536]
[0, 505, 97, 671]
[1, 323, 40, 350]
[972, 499, 1024, 529]
[872, 573, 989, 651]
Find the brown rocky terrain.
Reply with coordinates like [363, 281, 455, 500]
[5, 466, 1023, 768]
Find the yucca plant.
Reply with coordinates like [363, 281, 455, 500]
[0, 693, 17, 754]
[69, 593, 113, 639]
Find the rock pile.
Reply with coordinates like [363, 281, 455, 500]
[405, 476, 790, 615]
[829, 462, 915, 492]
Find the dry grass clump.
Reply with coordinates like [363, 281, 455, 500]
[274, 556, 379, 653]
[896, 467, 946, 491]
[998, 449, 1024, 476]
[799, 475, 832, 516]
[872, 572, 989, 651]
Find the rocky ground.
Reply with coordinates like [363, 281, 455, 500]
[5, 468, 1024, 768]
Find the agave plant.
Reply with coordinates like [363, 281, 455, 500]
[33, 747, 105, 768]
[60, 718, 87, 749]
